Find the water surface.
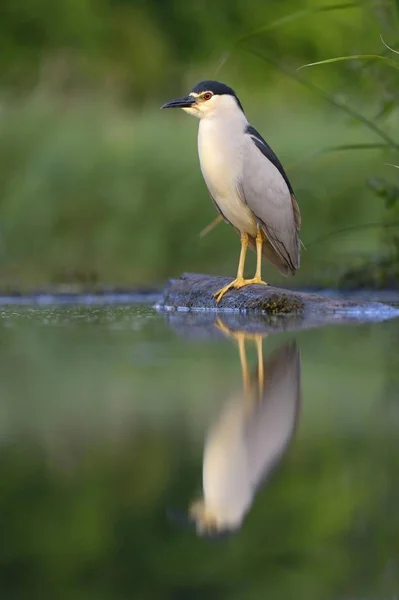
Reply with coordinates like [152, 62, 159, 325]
[1, 300, 399, 599]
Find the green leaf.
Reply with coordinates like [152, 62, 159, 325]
[368, 177, 399, 208]
[375, 98, 396, 121]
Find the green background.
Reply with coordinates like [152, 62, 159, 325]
[0, 0, 398, 290]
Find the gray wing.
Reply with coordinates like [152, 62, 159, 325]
[239, 126, 301, 273]
[245, 341, 301, 490]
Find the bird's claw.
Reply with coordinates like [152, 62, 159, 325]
[213, 277, 268, 304]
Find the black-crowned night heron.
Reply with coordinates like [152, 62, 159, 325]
[181, 324, 301, 538]
[161, 80, 301, 303]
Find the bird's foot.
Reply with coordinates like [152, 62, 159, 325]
[244, 276, 268, 287]
[215, 317, 268, 343]
[213, 277, 268, 304]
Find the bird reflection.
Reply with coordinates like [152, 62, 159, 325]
[188, 319, 301, 538]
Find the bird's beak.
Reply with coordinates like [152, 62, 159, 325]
[161, 95, 196, 109]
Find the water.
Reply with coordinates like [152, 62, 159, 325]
[1, 299, 399, 599]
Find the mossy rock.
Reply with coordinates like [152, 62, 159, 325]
[157, 273, 399, 324]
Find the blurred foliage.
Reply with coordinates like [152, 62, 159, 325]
[0, 0, 387, 99]
[296, 28, 399, 286]
[0, 0, 398, 288]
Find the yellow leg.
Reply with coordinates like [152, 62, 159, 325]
[213, 232, 248, 303]
[213, 229, 268, 304]
[214, 318, 269, 408]
[214, 318, 251, 395]
[253, 227, 268, 284]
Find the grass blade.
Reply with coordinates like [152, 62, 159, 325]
[380, 34, 399, 56]
[322, 142, 391, 152]
[299, 54, 399, 70]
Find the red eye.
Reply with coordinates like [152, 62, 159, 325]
[202, 92, 213, 101]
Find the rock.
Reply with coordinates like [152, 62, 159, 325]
[155, 273, 399, 329]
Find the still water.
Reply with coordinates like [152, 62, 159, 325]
[1, 300, 399, 599]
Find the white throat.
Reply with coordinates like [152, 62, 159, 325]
[184, 94, 247, 122]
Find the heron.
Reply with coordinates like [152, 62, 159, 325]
[188, 325, 301, 537]
[161, 80, 301, 303]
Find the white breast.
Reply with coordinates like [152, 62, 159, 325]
[198, 116, 257, 237]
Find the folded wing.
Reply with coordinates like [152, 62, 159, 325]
[239, 126, 301, 275]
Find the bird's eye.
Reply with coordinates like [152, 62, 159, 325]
[202, 92, 213, 101]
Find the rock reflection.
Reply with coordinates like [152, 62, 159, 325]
[188, 319, 301, 538]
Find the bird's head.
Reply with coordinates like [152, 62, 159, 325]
[161, 80, 244, 120]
